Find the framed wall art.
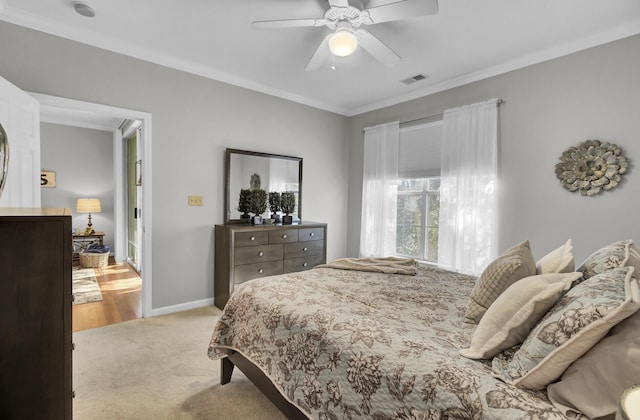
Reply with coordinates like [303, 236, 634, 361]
[41, 171, 56, 188]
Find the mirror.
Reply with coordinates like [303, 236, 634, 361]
[224, 148, 303, 224]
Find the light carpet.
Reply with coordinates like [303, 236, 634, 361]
[73, 306, 287, 419]
[72, 268, 103, 304]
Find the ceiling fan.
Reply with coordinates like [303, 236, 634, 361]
[253, 0, 439, 71]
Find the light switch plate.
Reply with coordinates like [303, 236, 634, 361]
[188, 195, 203, 206]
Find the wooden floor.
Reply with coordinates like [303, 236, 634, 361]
[72, 259, 142, 332]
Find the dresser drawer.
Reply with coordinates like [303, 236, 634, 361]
[234, 231, 269, 247]
[284, 240, 324, 259]
[298, 227, 324, 242]
[234, 260, 283, 284]
[284, 255, 324, 273]
[269, 229, 299, 243]
[235, 244, 283, 265]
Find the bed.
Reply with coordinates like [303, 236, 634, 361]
[208, 262, 567, 419]
[209, 239, 640, 419]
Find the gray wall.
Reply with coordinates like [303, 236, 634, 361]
[347, 34, 640, 265]
[0, 22, 350, 311]
[40, 123, 115, 251]
[3, 20, 639, 311]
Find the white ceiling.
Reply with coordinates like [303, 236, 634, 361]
[2, 0, 640, 117]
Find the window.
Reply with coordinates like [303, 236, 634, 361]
[395, 121, 442, 262]
[397, 177, 440, 261]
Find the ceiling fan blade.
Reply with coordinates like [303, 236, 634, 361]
[356, 29, 400, 67]
[362, 0, 439, 24]
[305, 34, 332, 71]
[328, 0, 350, 8]
[253, 18, 325, 29]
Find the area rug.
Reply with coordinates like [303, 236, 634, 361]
[72, 268, 103, 304]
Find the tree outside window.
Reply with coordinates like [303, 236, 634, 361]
[396, 177, 440, 262]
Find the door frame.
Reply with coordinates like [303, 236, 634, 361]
[30, 92, 153, 318]
[121, 121, 143, 271]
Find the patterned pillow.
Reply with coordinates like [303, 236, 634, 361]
[464, 241, 536, 324]
[491, 266, 640, 390]
[536, 239, 575, 274]
[577, 240, 632, 281]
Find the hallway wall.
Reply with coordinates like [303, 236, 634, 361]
[40, 122, 115, 252]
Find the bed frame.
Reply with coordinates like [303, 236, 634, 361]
[221, 351, 308, 419]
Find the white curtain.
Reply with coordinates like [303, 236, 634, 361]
[360, 121, 400, 257]
[438, 99, 499, 275]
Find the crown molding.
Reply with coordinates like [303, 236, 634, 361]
[3, 5, 639, 118]
[0, 6, 349, 116]
[347, 18, 640, 116]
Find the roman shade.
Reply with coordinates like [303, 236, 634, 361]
[398, 121, 442, 178]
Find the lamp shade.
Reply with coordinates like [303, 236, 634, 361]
[76, 198, 101, 213]
[618, 385, 640, 420]
[329, 24, 358, 57]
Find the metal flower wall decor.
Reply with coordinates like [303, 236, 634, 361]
[0, 122, 8, 200]
[555, 139, 629, 196]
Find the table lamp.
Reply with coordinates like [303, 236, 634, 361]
[618, 384, 640, 420]
[76, 198, 101, 234]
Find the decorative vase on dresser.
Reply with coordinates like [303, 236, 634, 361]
[214, 222, 327, 309]
[0, 208, 73, 419]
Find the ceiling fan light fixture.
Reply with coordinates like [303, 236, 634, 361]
[328, 24, 358, 57]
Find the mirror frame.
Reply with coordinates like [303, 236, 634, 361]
[224, 148, 303, 224]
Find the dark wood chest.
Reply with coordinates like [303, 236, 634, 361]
[0, 208, 73, 419]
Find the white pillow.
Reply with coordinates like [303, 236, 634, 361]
[460, 272, 581, 360]
[536, 239, 575, 274]
[627, 241, 640, 277]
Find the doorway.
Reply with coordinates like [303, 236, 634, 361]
[31, 92, 153, 319]
[123, 120, 142, 272]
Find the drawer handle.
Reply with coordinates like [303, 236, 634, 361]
[258, 251, 264, 257]
[258, 268, 264, 274]
[282, 234, 287, 239]
[303, 247, 308, 252]
[310, 232, 315, 237]
[250, 236, 256, 241]
[303, 262, 308, 267]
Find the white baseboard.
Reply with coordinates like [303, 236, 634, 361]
[148, 298, 214, 317]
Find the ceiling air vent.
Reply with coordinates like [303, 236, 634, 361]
[401, 73, 429, 85]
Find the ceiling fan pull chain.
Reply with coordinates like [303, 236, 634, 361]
[331, 55, 336, 70]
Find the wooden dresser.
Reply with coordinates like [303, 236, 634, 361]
[214, 222, 327, 309]
[0, 208, 73, 419]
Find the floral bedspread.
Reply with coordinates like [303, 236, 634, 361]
[208, 266, 565, 419]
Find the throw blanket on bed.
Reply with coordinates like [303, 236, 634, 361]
[208, 266, 565, 419]
[316, 256, 418, 275]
